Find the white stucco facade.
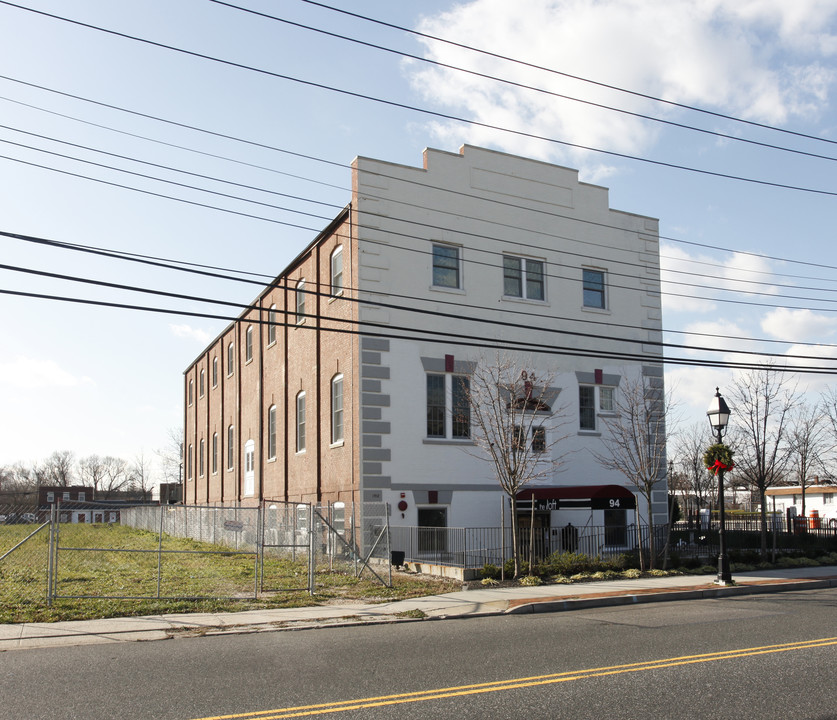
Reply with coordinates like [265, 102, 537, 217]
[353, 145, 667, 534]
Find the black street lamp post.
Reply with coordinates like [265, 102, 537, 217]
[707, 388, 732, 585]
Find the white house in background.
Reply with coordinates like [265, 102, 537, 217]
[765, 485, 837, 527]
[183, 144, 667, 542]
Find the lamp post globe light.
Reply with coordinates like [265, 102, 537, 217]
[707, 388, 732, 585]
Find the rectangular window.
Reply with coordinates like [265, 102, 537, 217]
[296, 280, 306, 324]
[331, 247, 344, 296]
[212, 433, 218, 474]
[188, 379, 194, 406]
[504, 256, 544, 300]
[583, 269, 606, 309]
[187, 444, 193, 480]
[199, 370, 205, 397]
[244, 440, 255, 496]
[599, 386, 615, 412]
[245, 326, 253, 363]
[825, 494, 833, 505]
[452, 376, 470, 438]
[212, 356, 218, 387]
[532, 426, 546, 453]
[331, 375, 344, 444]
[78, 492, 86, 502]
[63, 492, 70, 501]
[432, 244, 460, 289]
[426, 374, 446, 437]
[199, 439, 205, 476]
[227, 342, 234, 376]
[227, 425, 234, 469]
[579, 386, 596, 430]
[268, 306, 277, 345]
[47, 492, 54, 503]
[296, 392, 306, 452]
[268, 406, 277, 459]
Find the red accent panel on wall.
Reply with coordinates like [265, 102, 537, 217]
[595, 369, 603, 384]
[445, 355, 454, 373]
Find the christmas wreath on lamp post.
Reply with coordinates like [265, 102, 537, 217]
[703, 443, 734, 476]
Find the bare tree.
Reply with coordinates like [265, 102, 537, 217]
[130, 452, 154, 502]
[99, 456, 132, 499]
[817, 387, 837, 483]
[156, 427, 184, 485]
[672, 423, 717, 515]
[465, 354, 569, 577]
[787, 399, 830, 516]
[78, 455, 107, 496]
[729, 365, 799, 557]
[593, 372, 673, 570]
[35, 451, 76, 487]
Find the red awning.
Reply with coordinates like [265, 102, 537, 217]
[517, 485, 634, 501]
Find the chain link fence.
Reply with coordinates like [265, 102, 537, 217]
[1, 499, 395, 614]
[0, 503, 49, 611]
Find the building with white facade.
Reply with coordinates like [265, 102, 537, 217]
[183, 145, 667, 545]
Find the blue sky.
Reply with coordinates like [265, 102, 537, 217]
[2, 0, 837, 474]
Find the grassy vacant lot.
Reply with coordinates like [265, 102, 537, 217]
[0, 523, 460, 625]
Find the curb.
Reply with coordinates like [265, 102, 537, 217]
[505, 577, 837, 614]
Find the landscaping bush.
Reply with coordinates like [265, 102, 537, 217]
[480, 563, 501, 580]
[541, 551, 595, 576]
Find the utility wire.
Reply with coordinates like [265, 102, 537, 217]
[6, 123, 837, 307]
[3, 285, 837, 375]
[9, 228, 833, 351]
[214, 1, 837, 165]
[5, 251, 837, 363]
[2, 1, 837, 197]
[294, 0, 837, 149]
[3, 73, 836, 281]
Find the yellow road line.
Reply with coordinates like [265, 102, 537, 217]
[193, 636, 837, 720]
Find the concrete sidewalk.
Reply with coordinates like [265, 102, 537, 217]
[2, 566, 836, 652]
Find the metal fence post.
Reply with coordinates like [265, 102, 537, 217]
[307, 503, 315, 595]
[156, 503, 165, 599]
[254, 503, 262, 600]
[46, 503, 55, 606]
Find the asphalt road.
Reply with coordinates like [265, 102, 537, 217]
[3, 588, 837, 720]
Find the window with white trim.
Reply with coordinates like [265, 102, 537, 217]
[330, 246, 343, 296]
[212, 356, 218, 387]
[296, 391, 306, 452]
[582, 269, 606, 309]
[579, 385, 616, 431]
[268, 305, 277, 345]
[199, 438, 205, 477]
[227, 342, 235, 376]
[187, 444, 193, 480]
[432, 244, 461, 289]
[331, 374, 344, 444]
[227, 425, 234, 470]
[188, 379, 194, 406]
[426, 374, 470, 439]
[244, 439, 255, 496]
[503, 256, 544, 300]
[268, 405, 277, 459]
[199, 369, 205, 398]
[245, 325, 253, 363]
[295, 279, 306, 324]
[212, 433, 218, 474]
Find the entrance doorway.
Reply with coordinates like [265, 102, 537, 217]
[417, 506, 447, 553]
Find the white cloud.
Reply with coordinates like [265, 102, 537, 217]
[0, 356, 94, 390]
[169, 324, 212, 344]
[410, 0, 837, 163]
[761, 307, 837, 343]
